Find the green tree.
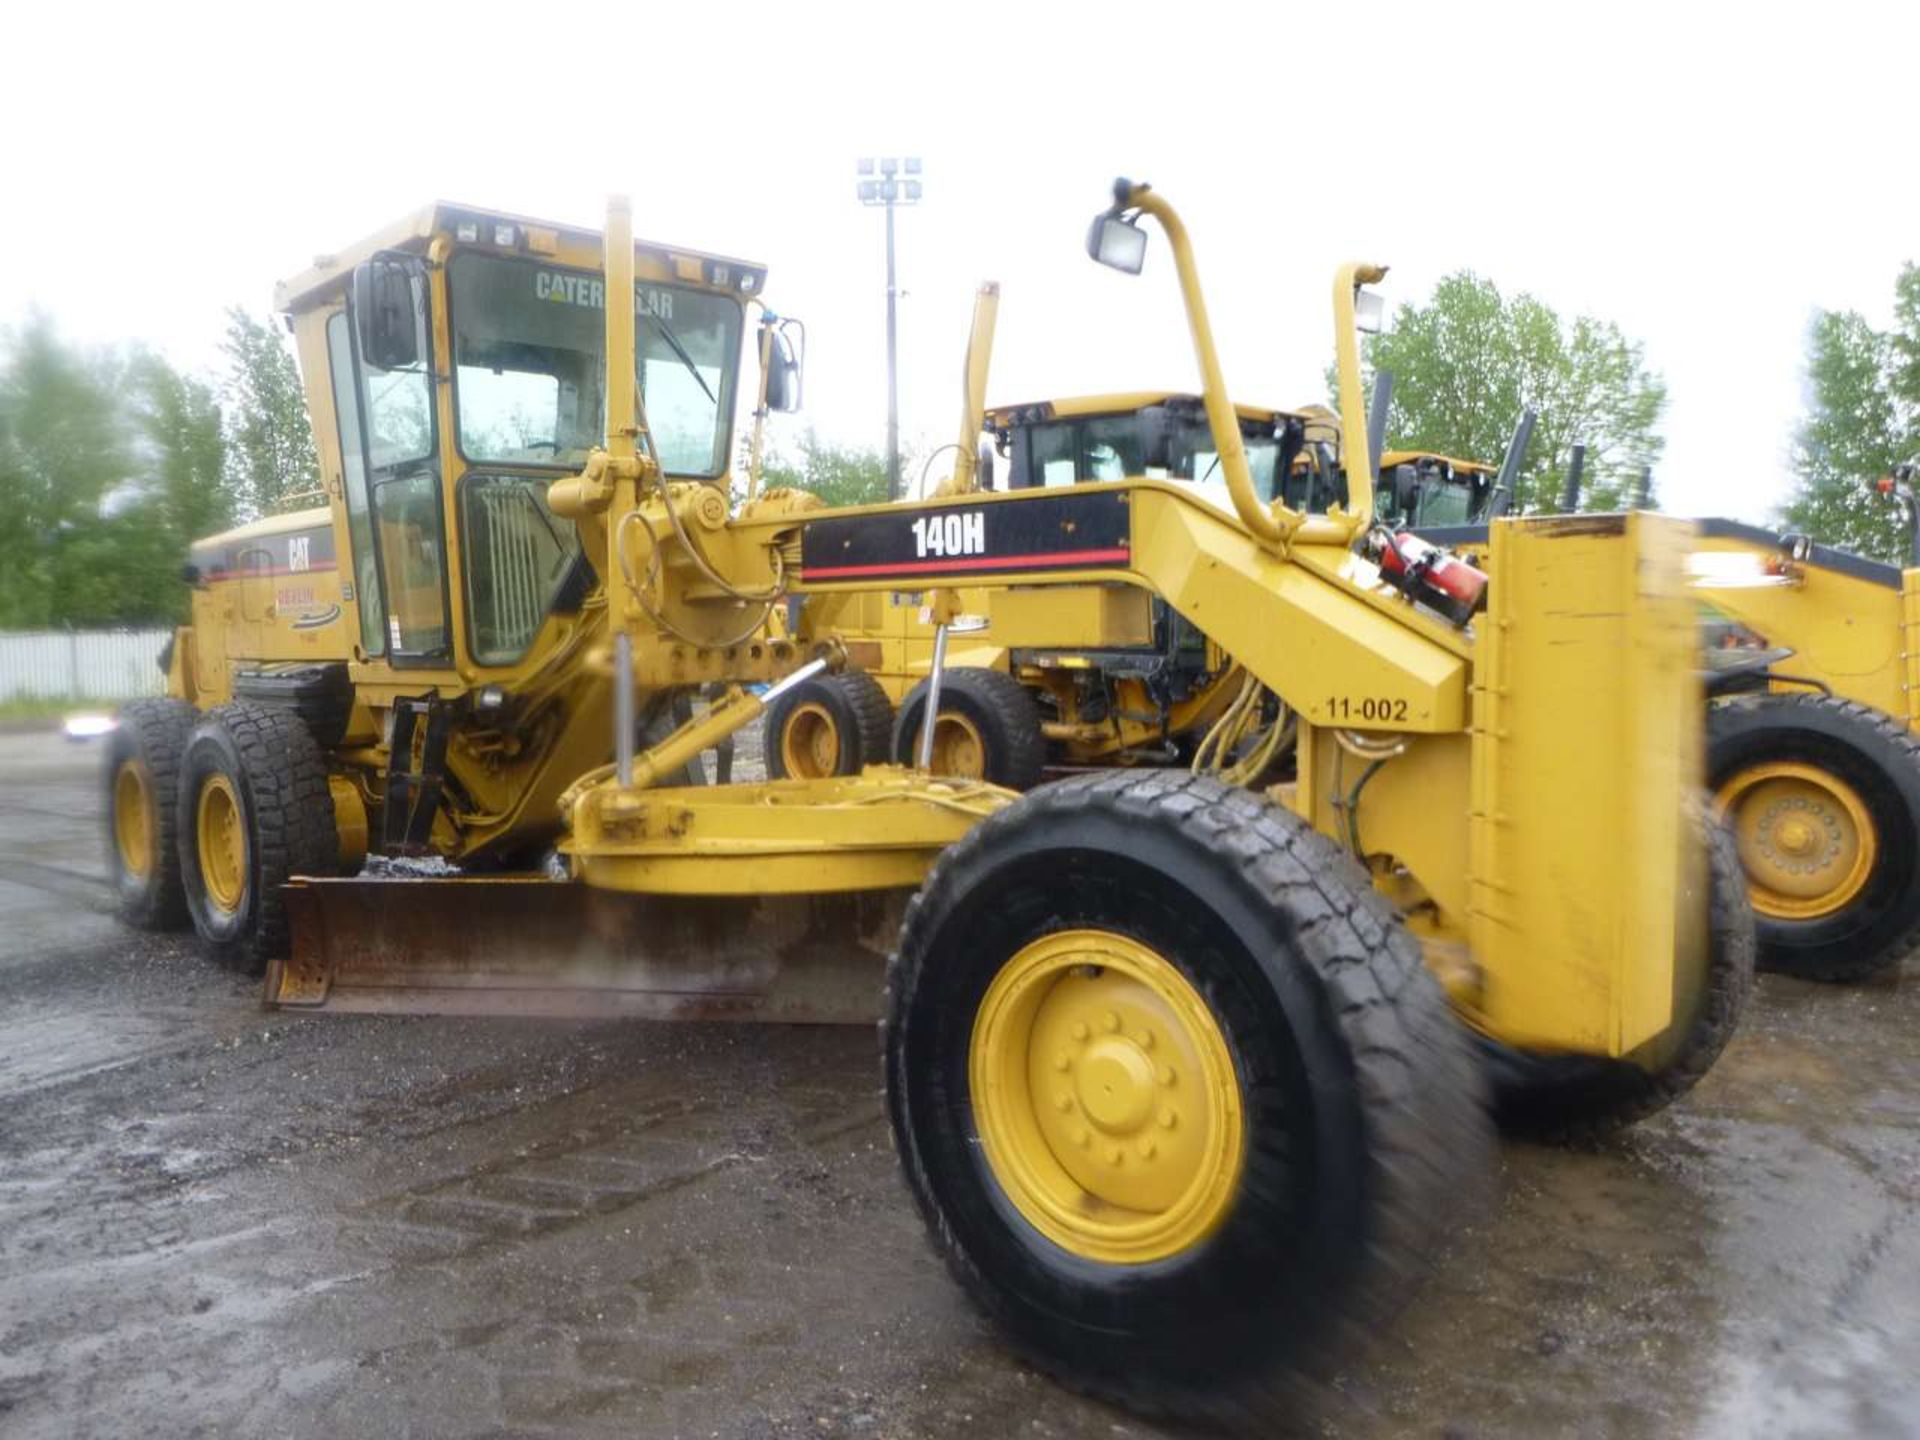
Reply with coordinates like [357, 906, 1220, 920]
[1344, 272, 1668, 513]
[0, 318, 240, 628]
[1780, 266, 1920, 561]
[221, 307, 318, 517]
[0, 315, 136, 627]
[134, 351, 231, 548]
[751, 429, 900, 508]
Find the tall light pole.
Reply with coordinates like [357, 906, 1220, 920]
[858, 157, 921, 501]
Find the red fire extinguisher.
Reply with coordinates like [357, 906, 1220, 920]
[1368, 528, 1489, 627]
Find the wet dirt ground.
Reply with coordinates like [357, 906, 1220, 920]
[2, 727, 1917, 1439]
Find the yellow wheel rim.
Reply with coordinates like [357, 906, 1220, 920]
[196, 773, 247, 915]
[927, 711, 986, 780]
[113, 759, 153, 879]
[969, 930, 1245, 1264]
[780, 702, 843, 778]
[1714, 761, 1877, 920]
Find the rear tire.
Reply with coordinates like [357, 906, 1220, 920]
[105, 698, 198, 930]
[891, 667, 1045, 789]
[1483, 802, 1755, 1142]
[763, 670, 893, 779]
[1707, 693, 1920, 981]
[177, 702, 336, 974]
[885, 770, 1489, 1427]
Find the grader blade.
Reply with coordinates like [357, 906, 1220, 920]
[266, 877, 901, 1022]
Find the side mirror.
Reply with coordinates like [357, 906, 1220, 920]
[351, 255, 422, 371]
[1086, 213, 1147, 275]
[976, 438, 997, 491]
[764, 324, 804, 414]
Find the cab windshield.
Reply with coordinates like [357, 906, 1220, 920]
[1018, 410, 1283, 500]
[449, 254, 742, 477]
[1409, 480, 1481, 526]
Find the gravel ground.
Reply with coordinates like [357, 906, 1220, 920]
[1, 727, 1917, 1439]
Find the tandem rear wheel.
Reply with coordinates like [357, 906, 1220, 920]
[762, 670, 893, 779]
[177, 702, 338, 974]
[105, 697, 200, 930]
[885, 770, 1489, 1426]
[890, 667, 1046, 790]
[1708, 693, 1920, 982]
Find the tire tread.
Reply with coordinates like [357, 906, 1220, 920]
[106, 697, 198, 929]
[1708, 691, 1920, 981]
[885, 768, 1489, 1428]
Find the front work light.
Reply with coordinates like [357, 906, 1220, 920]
[1087, 213, 1147, 275]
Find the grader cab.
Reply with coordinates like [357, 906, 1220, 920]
[105, 179, 1753, 1426]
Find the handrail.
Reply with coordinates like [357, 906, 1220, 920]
[1330, 260, 1386, 536]
[1120, 182, 1381, 550]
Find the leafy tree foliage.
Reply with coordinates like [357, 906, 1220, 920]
[1781, 265, 1920, 561]
[0, 318, 237, 627]
[220, 307, 318, 517]
[750, 429, 903, 508]
[1345, 272, 1668, 514]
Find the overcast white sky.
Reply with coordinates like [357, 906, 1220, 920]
[3, 1, 1914, 522]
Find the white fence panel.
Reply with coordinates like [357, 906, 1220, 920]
[0, 629, 171, 701]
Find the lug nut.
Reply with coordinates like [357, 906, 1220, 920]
[1107, 1146, 1124, 1165]
[1070, 1021, 1089, 1041]
[1101, 1010, 1120, 1033]
[1055, 1094, 1073, 1112]
[1138, 1139, 1157, 1160]
[1158, 1065, 1176, 1088]
[1158, 1108, 1177, 1129]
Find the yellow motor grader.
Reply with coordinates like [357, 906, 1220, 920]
[754, 275, 1349, 790]
[1411, 455, 1920, 984]
[758, 389, 1334, 788]
[105, 179, 1750, 1426]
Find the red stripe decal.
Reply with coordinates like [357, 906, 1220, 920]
[803, 546, 1131, 580]
[202, 562, 340, 582]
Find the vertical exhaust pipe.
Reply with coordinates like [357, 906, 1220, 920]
[1365, 370, 1394, 491]
[1560, 443, 1586, 514]
[1487, 408, 1536, 518]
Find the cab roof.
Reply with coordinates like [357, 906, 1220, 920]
[274, 201, 769, 314]
[1379, 449, 1496, 476]
[984, 392, 1310, 429]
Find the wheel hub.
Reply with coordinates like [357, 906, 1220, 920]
[113, 759, 152, 879]
[1075, 1036, 1157, 1134]
[1715, 761, 1875, 920]
[929, 713, 985, 779]
[970, 930, 1243, 1263]
[781, 702, 841, 779]
[196, 774, 247, 915]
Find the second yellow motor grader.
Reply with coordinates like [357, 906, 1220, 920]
[1411, 452, 1920, 984]
[106, 180, 1750, 1427]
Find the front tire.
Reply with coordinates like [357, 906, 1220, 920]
[1708, 693, 1920, 981]
[177, 702, 336, 974]
[891, 667, 1045, 789]
[885, 771, 1489, 1427]
[1483, 802, 1756, 1141]
[105, 697, 198, 930]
